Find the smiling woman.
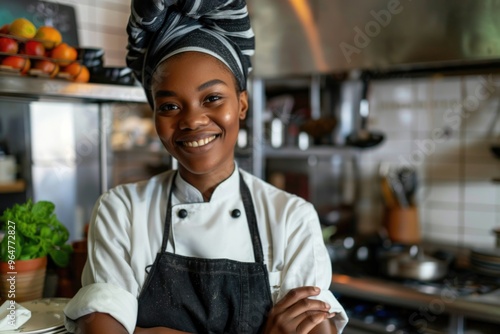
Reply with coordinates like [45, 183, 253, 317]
[63, 1, 348, 333]
[152, 52, 248, 193]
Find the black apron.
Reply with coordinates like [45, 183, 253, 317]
[137, 173, 273, 333]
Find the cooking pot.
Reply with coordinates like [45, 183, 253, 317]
[384, 246, 451, 281]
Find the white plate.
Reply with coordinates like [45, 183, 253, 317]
[38, 328, 66, 334]
[2, 298, 70, 334]
[0, 327, 66, 334]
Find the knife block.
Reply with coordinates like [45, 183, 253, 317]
[385, 206, 421, 245]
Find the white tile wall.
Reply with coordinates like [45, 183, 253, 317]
[46, 0, 130, 66]
[366, 75, 500, 249]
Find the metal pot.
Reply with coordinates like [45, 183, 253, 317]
[384, 246, 450, 281]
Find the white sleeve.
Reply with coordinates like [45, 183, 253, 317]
[64, 190, 139, 334]
[277, 202, 349, 333]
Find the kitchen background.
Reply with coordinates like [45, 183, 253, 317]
[27, 0, 499, 249]
[1, 0, 500, 333]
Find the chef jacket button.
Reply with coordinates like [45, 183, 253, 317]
[178, 209, 188, 219]
[231, 209, 241, 218]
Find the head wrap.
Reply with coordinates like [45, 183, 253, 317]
[126, 0, 255, 106]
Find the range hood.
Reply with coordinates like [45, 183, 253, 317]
[248, 0, 500, 78]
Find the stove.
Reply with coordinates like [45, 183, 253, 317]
[330, 257, 500, 333]
[334, 271, 500, 334]
[399, 269, 500, 297]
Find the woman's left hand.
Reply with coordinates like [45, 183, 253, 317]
[262, 286, 335, 334]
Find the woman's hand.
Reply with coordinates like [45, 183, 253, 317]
[263, 286, 335, 334]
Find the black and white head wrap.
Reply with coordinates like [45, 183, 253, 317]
[126, 0, 255, 106]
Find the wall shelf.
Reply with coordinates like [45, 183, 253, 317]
[0, 180, 26, 193]
[264, 146, 359, 159]
[0, 76, 147, 103]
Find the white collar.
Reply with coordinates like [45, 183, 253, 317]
[173, 165, 240, 204]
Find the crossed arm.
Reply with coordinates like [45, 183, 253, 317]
[76, 286, 337, 334]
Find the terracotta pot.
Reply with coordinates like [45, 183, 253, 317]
[0, 256, 47, 302]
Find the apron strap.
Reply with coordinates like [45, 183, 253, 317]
[239, 173, 265, 264]
[160, 173, 175, 253]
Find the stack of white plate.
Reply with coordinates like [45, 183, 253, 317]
[2, 298, 70, 334]
[470, 248, 500, 276]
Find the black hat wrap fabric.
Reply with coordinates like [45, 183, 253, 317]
[126, 0, 255, 107]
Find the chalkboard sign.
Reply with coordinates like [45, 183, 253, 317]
[0, 0, 79, 47]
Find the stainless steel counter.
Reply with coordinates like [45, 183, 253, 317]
[331, 274, 500, 332]
[0, 76, 147, 103]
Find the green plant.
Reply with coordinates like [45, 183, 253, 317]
[0, 199, 73, 267]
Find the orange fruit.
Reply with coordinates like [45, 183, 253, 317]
[33, 60, 59, 78]
[34, 26, 62, 49]
[63, 63, 90, 83]
[50, 43, 77, 66]
[9, 18, 36, 38]
[1, 56, 30, 74]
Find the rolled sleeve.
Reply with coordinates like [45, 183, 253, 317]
[315, 290, 348, 333]
[279, 202, 349, 333]
[64, 283, 138, 333]
[64, 188, 145, 333]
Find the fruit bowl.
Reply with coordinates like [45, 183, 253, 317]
[0, 32, 59, 50]
[0, 51, 82, 80]
[0, 32, 85, 82]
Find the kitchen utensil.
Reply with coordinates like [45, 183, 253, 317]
[385, 245, 450, 281]
[346, 73, 385, 148]
[388, 171, 409, 207]
[380, 163, 418, 208]
[380, 177, 398, 208]
[379, 163, 398, 208]
[398, 167, 417, 206]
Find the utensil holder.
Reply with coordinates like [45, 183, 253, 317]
[385, 206, 421, 245]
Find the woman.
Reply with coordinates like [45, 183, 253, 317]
[64, 1, 347, 333]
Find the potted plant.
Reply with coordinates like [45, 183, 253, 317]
[0, 199, 73, 302]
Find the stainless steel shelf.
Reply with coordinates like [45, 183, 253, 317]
[0, 75, 147, 103]
[264, 146, 359, 158]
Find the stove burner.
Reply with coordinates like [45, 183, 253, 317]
[401, 270, 500, 297]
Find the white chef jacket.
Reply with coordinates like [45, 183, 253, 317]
[64, 167, 348, 333]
